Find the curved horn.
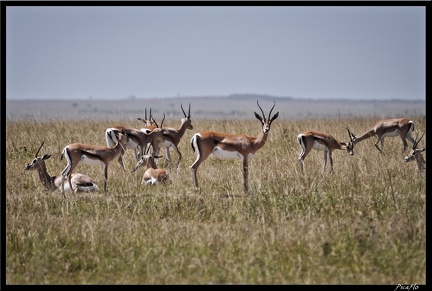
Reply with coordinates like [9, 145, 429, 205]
[160, 113, 165, 128]
[346, 127, 354, 141]
[414, 132, 424, 148]
[151, 117, 159, 128]
[181, 104, 187, 118]
[188, 103, 191, 119]
[256, 100, 265, 119]
[268, 100, 276, 120]
[35, 141, 44, 158]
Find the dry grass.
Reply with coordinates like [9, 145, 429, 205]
[6, 115, 426, 284]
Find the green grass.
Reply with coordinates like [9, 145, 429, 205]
[6, 116, 426, 284]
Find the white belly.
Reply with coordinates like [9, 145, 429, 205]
[312, 141, 328, 151]
[381, 129, 399, 138]
[80, 155, 104, 166]
[158, 140, 174, 148]
[126, 139, 138, 150]
[212, 147, 243, 160]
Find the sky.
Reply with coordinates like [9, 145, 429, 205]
[5, 5, 426, 101]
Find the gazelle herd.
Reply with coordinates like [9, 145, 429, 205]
[24, 101, 425, 196]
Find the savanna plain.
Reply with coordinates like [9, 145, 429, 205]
[5, 101, 426, 284]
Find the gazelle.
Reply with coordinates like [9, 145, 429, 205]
[190, 100, 279, 193]
[138, 110, 166, 157]
[105, 124, 165, 171]
[346, 118, 415, 155]
[61, 131, 129, 195]
[142, 104, 193, 170]
[25, 141, 98, 196]
[404, 132, 426, 172]
[297, 131, 348, 174]
[137, 107, 161, 133]
[133, 154, 170, 185]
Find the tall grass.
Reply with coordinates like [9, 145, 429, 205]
[6, 116, 426, 284]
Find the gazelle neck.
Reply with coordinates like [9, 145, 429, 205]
[354, 130, 375, 144]
[35, 162, 56, 191]
[251, 129, 269, 152]
[176, 118, 190, 138]
[416, 154, 426, 172]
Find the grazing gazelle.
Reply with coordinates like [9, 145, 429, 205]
[61, 131, 129, 195]
[133, 154, 170, 185]
[190, 100, 279, 193]
[25, 141, 98, 196]
[105, 124, 165, 171]
[297, 131, 348, 174]
[142, 104, 193, 170]
[346, 117, 415, 155]
[404, 132, 426, 172]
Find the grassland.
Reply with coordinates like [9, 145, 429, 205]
[5, 115, 426, 284]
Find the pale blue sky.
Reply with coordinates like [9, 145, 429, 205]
[6, 5, 426, 100]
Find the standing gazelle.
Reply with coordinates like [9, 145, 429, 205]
[25, 141, 98, 196]
[61, 131, 129, 195]
[297, 131, 348, 174]
[142, 104, 193, 170]
[105, 126, 165, 171]
[346, 118, 415, 155]
[404, 132, 426, 172]
[190, 100, 279, 193]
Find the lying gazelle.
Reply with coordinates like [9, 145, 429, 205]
[346, 117, 415, 155]
[105, 122, 165, 171]
[297, 131, 348, 174]
[140, 104, 193, 170]
[61, 130, 129, 195]
[190, 100, 279, 193]
[25, 141, 98, 196]
[404, 132, 426, 172]
[133, 154, 170, 185]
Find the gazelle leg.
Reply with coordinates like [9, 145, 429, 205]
[117, 155, 126, 171]
[323, 151, 328, 173]
[242, 158, 249, 193]
[400, 135, 410, 152]
[103, 164, 108, 195]
[172, 145, 182, 172]
[329, 151, 334, 173]
[165, 147, 171, 169]
[374, 138, 383, 152]
[190, 146, 212, 191]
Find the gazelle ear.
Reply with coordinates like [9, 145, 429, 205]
[42, 154, 51, 160]
[254, 112, 263, 123]
[270, 112, 279, 122]
[420, 148, 426, 152]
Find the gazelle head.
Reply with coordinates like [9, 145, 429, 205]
[24, 141, 51, 171]
[404, 132, 425, 163]
[345, 127, 356, 155]
[137, 108, 166, 128]
[137, 107, 155, 126]
[254, 100, 279, 134]
[180, 103, 193, 130]
[133, 154, 163, 172]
